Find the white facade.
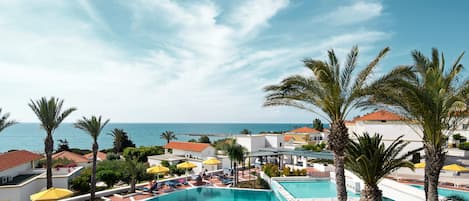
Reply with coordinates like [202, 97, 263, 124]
[235, 134, 285, 153]
[347, 120, 424, 154]
[171, 146, 216, 160]
[0, 167, 82, 201]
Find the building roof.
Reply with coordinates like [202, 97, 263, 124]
[164, 141, 212, 152]
[52, 151, 88, 163]
[288, 127, 320, 134]
[0, 150, 43, 172]
[284, 135, 293, 142]
[352, 110, 404, 122]
[83, 152, 107, 161]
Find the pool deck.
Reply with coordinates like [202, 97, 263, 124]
[105, 168, 259, 201]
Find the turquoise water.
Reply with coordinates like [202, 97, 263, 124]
[0, 123, 310, 152]
[278, 181, 393, 200]
[147, 188, 277, 201]
[279, 180, 359, 198]
[411, 184, 469, 200]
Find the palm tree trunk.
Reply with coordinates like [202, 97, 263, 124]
[90, 142, 98, 200]
[130, 177, 136, 193]
[45, 132, 53, 189]
[360, 184, 382, 201]
[424, 146, 445, 201]
[234, 162, 237, 186]
[330, 120, 349, 201]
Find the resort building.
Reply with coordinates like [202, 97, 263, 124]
[0, 150, 82, 201]
[346, 110, 423, 154]
[235, 134, 284, 152]
[148, 142, 218, 173]
[83, 151, 108, 162]
[284, 127, 329, 145]
[52, 151, 90, 166]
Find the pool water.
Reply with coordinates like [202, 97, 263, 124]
[147, 187, 278, 201]
[411, 184, 469, 201]
[278, 180, 360, 198]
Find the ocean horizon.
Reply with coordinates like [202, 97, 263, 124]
[0, 122, 315, 153]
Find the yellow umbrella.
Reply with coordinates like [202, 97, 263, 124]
[30, 187, 73, 201]
[443, 164, 469, 172]
[177, 161, 197, 169]
[147, 165, 170, 183]
[203, 157, 221, 165]
[147, 165, 170, 174]
[414, 162, 425, 168]
[177, 161, 197, 181]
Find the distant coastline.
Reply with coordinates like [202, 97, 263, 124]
[0, 122, 316, 153]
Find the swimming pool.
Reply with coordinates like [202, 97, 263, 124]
[146, 187, 278, 201]
[411, 184, 469, 200]
[277, 180, 393, 201]
[278, 180, 359, 198]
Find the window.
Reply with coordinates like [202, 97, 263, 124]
[279, 142, 282, 147]
[463, 124, 469, 130]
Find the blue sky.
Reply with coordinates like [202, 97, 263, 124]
[0, 0, 467, 123]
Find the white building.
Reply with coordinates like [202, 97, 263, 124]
[346, 110, 424, 154]
[284, 127, 329, 145]
[148, 141, 217, 173]
[0, 150, 82, 201]
[235, 134, 285, 152]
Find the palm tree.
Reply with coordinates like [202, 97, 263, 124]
[75, 116, 110, 200]
[29, 97, 76, 188]
[160, 130, 177, 144]
[264, 47, 410, 201]
[369, 49, 468, 201]
[226, 142, 245, 186]
[346, 133, 420, 201]
[0, 108, 17, 133]
[108, 128, 135, 154]
[125, 159, 147, 193]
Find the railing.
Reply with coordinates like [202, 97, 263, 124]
[60, 169, 224, 201]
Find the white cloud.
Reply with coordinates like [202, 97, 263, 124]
[0, 0, 390, 123]
[313, 1, 383, 25]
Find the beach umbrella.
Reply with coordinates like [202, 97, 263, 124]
[177, 161, 197, 180]
[147, 165, 169, 183]
[30, 187, 73, 201]
[203, 157, 221, 165]
[414, 162, 425, 169]
[442, 164, 469, 172]
[177, 161, 197, 169]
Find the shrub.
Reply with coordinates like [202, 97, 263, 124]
[262, 163, 280, 177]
[71, 167, 92, 194]
[106, 152, 121, 160]
[282, 167, 290, 176]
[198, 135, 211, 143]
[458, 142, 469, 150]
[160, 160, 170, 167]
[123, 146, 164, 162]
[97, 170, 121, 188]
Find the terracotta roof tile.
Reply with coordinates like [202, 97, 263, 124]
[83, 152, 107, 161]
[0, 150, 43, 172]
[289, 127, 320, 133]
[352, 110, 403, 122]
[163, 141, 211, 152]
[284, 136, 293, 142]
[52, 151, 88, 163]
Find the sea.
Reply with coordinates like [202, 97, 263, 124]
[0, 123, 310, 153]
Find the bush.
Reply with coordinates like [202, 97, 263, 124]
[458, 142, 469, 150]
[97, 170, 121, 188]
[69, 148, 92, 155]
[123, 146, 164, 162]
[198, 135, 211, 144]
[282, 167, 290, 176]
[71, 167, 92, 194]
[161, 160, 170, 167]
[262, 163, 280, 177]
[106, 152, 121, 160]
[188, 139, 197, 142]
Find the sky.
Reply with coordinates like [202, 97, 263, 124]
[0, 0, 468, 123]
